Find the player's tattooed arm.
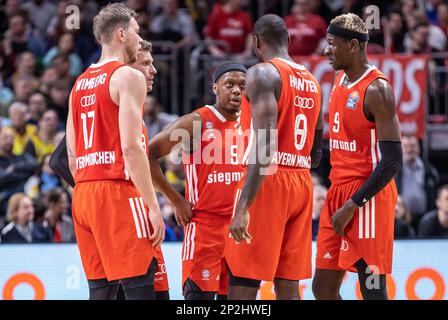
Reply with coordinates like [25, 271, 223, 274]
[332, 78, 403, 236]
[230, 63, 280, 243]
[148, 112, 201, 226]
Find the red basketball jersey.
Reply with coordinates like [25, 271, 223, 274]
[182, 105, 244, 215]
[71, 59, 147, 183]
[328, 66, 390, 185]
[239, 58, 321, 169]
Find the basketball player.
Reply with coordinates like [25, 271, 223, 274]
[65, 3, 165, 300]
[312, 13, 402, 300]
[225, 14, 324, 300]
[148, 62, 247, 300]
[50, 40, 170, 299]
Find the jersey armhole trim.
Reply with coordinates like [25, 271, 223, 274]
[108, 63, 128, 109]
[362, 75, 391, 124]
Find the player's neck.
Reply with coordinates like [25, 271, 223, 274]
[344, 56, 370, 84]
[215, 104, 238, 121]
[98, 45, 127, 64]
[262, 48, 290, 62]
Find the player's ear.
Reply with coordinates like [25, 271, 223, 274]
[212, 83, 218, 95]
[350, 39, 359, 52]
[117, 27, 126, 43]
[287, 34, 291, 46]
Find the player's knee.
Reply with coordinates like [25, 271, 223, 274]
[312, 276, 338, 300]
[88, 278, 119, 300]
[183, 278, 215, 300]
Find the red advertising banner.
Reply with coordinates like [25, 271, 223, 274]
[293, 54, 428, 139]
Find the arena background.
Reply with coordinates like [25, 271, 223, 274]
[0, 0, 447, 300]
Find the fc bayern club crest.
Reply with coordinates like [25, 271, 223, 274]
[205, 121, 213, 129]
[346, 91, 359, 110]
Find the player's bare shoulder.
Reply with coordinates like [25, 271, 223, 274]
[364, 77, 397, 120]
[109, 66, 146, 103]
[246, 62, 281, 100]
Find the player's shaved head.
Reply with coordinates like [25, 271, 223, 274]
[253, 14, 289, 48]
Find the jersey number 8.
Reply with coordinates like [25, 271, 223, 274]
[294, 114, 307, 151]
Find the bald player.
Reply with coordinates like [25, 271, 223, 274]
[225, 14, 324, 300]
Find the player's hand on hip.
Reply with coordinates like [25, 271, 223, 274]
[229, 205, 252, 244]
[173, 197, 193, 227]
[331, 199, 357, 237]
[148, 209, 165, 248]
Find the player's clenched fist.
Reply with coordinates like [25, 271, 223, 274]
[149, 209, 165, 248]
[230, 205, 252, 244]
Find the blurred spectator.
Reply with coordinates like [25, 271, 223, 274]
[7, 102, 37, 156]
[284, 0, 327, 56]
[26, 92, 48, 125]
[46, 0, 70, 40]
[25, 110, 62, 163]
[51, 53, 75, 84]
[161, 202, 183, 241]
[311, 171, 323, 186]
[25, 153, 63, 198]
[22, 0, 57, 35]
[384, 10, 406, 53]
[418, 185, 448, 238]
[312, 184, 327, 240]
[38, 67, 58, 95]
[0, 127, 38, 221]
[164, 159, 185, 195]
[425, 0, 444, 25]
[436, 2, 448, 34]
[204, 0, 253, 60]
[12, 75, 38, 104]
[1, 10, 46, 60]
[404, 13, 447, 53]
[0, 193, 52, 243]
[43, 33, 83, 77]
[150, 0, 198, 50]
[7, 51, 37, 89]
[394, 195, 416, 239]
[144, 96, 178, 140]
[44, 187, 75, 243]
[185, 0, 213, 37]
[395, 135, 440, 228]
[48, 80, 71, 123]
[32, 197, 47, 226]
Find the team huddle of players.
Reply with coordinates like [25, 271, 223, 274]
[51, 3, 403, 300]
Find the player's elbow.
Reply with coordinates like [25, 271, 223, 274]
[122, 143, 145, 165]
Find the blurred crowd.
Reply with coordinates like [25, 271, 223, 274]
[1, 0, 448, 243]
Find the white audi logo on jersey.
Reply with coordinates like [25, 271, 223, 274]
[294, 96, 314, 109]
[81, 94, 96, 108]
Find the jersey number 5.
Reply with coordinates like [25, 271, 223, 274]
[81, 111, 95, 150]
[294, 114, 307, 151]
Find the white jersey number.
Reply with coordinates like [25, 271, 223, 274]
[333, 112, 340, 133]
[294, 114, 307, 151]
[81, 111, 95, 150]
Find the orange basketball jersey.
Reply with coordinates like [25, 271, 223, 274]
[71, 59, 147, 183]
[182, 105, 244, 215]
[328, 66, 390, 185]
[239, 58, 321, 169]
